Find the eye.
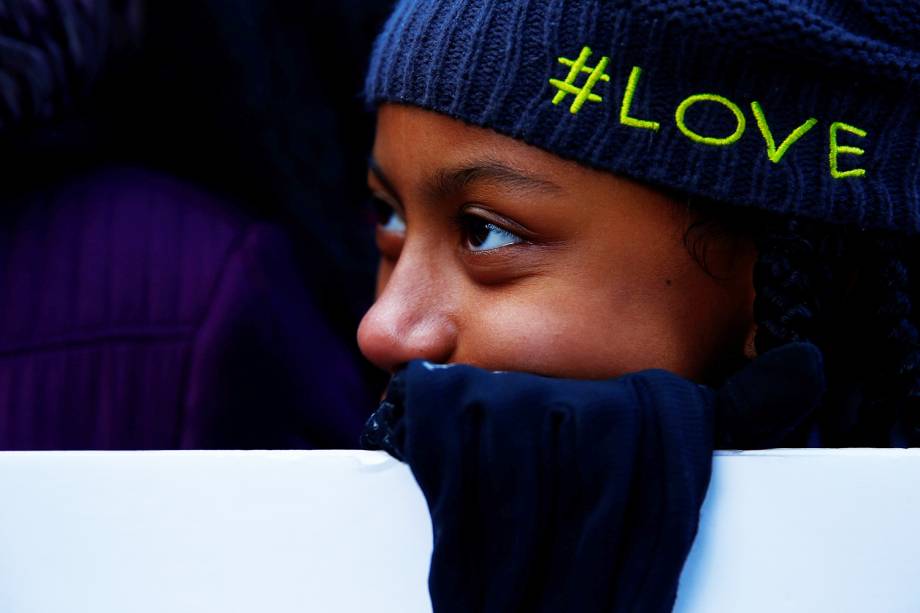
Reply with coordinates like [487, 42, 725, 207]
[371, 194, 406, 234]
[458, 214, 524, 252]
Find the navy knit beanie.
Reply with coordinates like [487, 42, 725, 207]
[365, 0, 920, 234]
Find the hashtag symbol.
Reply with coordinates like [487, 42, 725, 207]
[549, 46, 611, 115]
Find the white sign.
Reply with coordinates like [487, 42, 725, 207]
[0, 449, 918, 612]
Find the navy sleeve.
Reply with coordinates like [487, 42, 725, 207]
[363, 343, 826, 612]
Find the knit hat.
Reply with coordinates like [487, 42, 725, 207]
[365, 0, 920, 234]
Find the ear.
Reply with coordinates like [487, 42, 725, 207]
[743, 322, 758, 360]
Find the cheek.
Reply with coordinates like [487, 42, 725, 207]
[455, 282, 673, 379]
[454, 261, 752, 381]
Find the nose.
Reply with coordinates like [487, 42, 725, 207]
[357, 251, 459, 374]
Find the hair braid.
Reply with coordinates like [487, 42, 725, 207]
[685, 194, 920, 446]
[748, 219, 920, 445]
[752, 218, 822, 355]
[866, 238, 920, 444]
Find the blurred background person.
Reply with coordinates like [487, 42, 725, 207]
[0, 0, 390, 449]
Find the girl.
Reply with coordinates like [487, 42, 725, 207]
[358, 0, 920, 610]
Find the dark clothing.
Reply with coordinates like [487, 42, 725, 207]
[0, 167, 371, 449]
[0, 1, 394, 449]
[363, 343, 826, 612]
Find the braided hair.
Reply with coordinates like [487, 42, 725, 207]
[684, 197, 920, 447]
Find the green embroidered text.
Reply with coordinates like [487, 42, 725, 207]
[547, 48, 870, 180]
[675, 94, 746, 146]
[549, 46, 611, 114]
[620, 66, 659, 131]
[829, 122, 867, 179]
[751, 101, 818, 164]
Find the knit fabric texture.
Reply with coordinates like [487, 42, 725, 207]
[365, 0, 920, 234]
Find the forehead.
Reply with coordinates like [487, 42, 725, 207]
[372, 103, 595, 190]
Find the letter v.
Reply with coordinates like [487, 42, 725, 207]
[751, 101, 817, 163]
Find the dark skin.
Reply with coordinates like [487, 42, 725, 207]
[358, 104, 758, 382]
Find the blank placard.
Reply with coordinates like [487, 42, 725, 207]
[0, 449, 918, 612]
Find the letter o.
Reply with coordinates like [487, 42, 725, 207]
[675, 94, 746, 146]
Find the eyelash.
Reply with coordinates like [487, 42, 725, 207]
[370, 194, 526, 253]
[451, 212, 525, 252]
[371, 195, 400, 226]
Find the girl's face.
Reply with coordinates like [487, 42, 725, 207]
[358, 104, 757, 382]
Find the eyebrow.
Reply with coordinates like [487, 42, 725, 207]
[368, 157, 404, 204]
[368, 156, 562, 206]
[427, 158, 562, 201]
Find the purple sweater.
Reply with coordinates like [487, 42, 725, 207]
[0, 167, 371, 449]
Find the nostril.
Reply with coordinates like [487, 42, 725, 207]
[357, 303, 457, 374]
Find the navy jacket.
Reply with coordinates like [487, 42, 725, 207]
[364, 343, 826, 612]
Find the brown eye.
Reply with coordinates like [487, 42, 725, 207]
[458, 214, 523, 252]
[371, 195, 405, 234]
